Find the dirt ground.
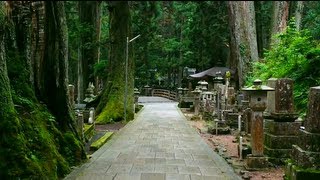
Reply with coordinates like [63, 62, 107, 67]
[183, 110, 285, 180]
[95, 121, 126, 132]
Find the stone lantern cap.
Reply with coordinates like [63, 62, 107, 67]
[242, 79, 274, 92]
[182, 87, 188, 91]
[144, 85, 150, 88]
[199, 81, 208, 85]
[213, 71, 224, 81]
[177, 87, 183, 90]
[134, 88, 140, 95]
[192, 87, 202, 94]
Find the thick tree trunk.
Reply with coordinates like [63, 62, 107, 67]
[0, 3, 29, 177]
[41, 1, 74, 131]
[227, 1, 258, 88]
[96, 1, 133, 123]
[79, 1, 101, 101]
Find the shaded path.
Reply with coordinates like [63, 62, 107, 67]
[65, 97, 241, 180]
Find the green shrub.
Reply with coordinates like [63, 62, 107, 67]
[246, 19, 320, 117]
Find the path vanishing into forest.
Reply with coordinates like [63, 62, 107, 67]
[65, 97, 241, 180]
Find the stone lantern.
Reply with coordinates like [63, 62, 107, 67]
[198, 80, 208, 91]
[182, 87, 189, 96]
[134, 88, 140, 113]
[213, 71, 224, 91]
[242, 79, 274, 169]
[192, 87, 202, 115]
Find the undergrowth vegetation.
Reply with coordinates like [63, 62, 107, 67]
[246, 20, 320, 117]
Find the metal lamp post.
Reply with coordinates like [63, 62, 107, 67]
[124, 34, 140, 122]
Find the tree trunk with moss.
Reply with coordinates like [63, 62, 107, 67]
[0, 3, 28, 177]
[78, 1, 101, 101]
[96, 1, 133, 123]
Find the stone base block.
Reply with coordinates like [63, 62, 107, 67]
[264, 120, 301, 135]
[264, 145, 291, 158]
[225, 112, 239, 128]
[292, 145, 320, 169]
[264, 132, 298, 149]
[245, 155, 270, 170]
[297, 130, 320, 152]
[270, 112, 298, 122]
[285, 162, 320, 180]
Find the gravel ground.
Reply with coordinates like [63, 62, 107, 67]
[183, 110, 285, 180]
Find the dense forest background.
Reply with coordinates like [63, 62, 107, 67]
[0, 1, 319, 178]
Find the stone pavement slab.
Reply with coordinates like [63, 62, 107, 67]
[65, 99, 241, 180]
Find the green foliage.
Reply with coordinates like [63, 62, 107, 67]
[132, 1, 229, 89]
[246, 19, 320, 116]
[93, 60, 108, 80]
[302, 1, 320, 40]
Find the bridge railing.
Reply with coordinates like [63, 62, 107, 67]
[151, 89, 177, 101]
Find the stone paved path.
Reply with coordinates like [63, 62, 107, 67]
[65, 97, 241, 180]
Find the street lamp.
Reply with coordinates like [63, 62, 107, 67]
[124, 34, 140, 122]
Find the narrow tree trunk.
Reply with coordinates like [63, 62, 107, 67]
[244, 1, 259, 61]
[79, 1, 101, 101]
[295, 1, 304, 31]
[178, 16, 184, 88]
[31, 2, 45, 98]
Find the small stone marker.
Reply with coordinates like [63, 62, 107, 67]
[68, 84, 75, 108]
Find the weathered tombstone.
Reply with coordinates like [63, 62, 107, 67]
[192, 87, 202, 116]
[201, 91, 215, 119]
[243, 107, 252, 134]
[242, 79, 274, 170]
[263, 78, 301, 164]
[76, 112, 84, 141]
[68, 84, 75, 108]
[286, 86, 320, 179]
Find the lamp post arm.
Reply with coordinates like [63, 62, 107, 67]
[129, 34, 141, 43]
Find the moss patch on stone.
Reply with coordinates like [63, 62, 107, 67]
[84, 124, 95, 141]
[90, 132, 114, 151]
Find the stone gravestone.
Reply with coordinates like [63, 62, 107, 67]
[192, 87, 202, 116]
[242, 79, 274, 170]
[76, 111, 84, 141]
[286, 86, 320, 179]
[68, 84, 75, 108]
[263, 78, 301, 164]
